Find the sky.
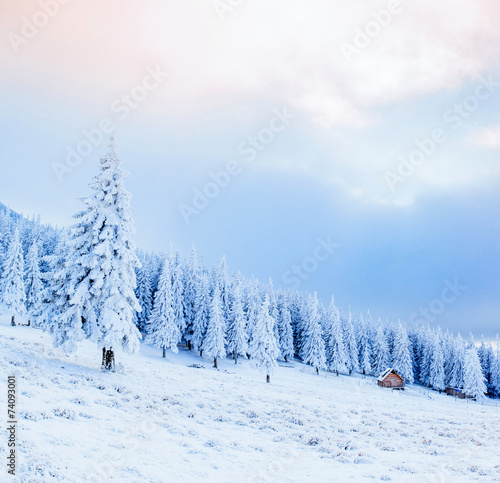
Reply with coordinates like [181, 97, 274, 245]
[1, 0, 499, 336]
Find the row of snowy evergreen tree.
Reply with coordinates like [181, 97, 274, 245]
[0, 139, 498, 395]
[132, 246, 499, 397]
[1, 209, 497, 396]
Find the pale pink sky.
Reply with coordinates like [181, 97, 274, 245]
[2, 0, 500, 126]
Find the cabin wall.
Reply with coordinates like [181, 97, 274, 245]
[378, 374, 404, 388]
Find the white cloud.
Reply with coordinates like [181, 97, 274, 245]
[2, 0, 500, 125]
[2, 0, 500, 208]
[469, 126, 500, 149]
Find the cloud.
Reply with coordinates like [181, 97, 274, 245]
[469, 126, 500, 149]
[2, 0, 500, 125]
[2, 0, 500, 210]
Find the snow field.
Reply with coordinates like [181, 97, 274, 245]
[1, 318, 499, 482]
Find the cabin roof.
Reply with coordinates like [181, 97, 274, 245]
[377, 368, 403, 382]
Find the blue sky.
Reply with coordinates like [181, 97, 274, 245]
[1, 0, 499, 336]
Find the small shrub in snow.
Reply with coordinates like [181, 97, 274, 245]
[70, 397, 88, 406]
[307, 436, 320, 446]
[53, 408, 76, 420]
[20, 410, 38, 421]
[287, 415, 304, 426]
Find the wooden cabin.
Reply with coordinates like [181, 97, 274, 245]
[445, 387, 466, 399]
[377, 368, 405, 389]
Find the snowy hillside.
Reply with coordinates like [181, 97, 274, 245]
[1, 317, 499, 482]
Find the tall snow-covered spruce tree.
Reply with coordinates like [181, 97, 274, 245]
[51, 138, 141, 366]
[192, 272, 210, 356]
[392, 321, 414, 385]
[1, 228, 26, 324]
[145, 258, 180, 357]
[226, 281, 248, 364]
[300, 293, 326, 374]
[277, 296, 294, 363]
[250, 294, 279, 383]
[134, 254, 153, 334]
[24, 240, 43, 325]
[327, 297, 347, 375]
[203, 284, 227, 368]
[463, 344, 487, 400]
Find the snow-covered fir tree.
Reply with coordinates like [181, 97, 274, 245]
[343, 308, 359, 375]
[39, 232, 71, 335]
[171, 257, 186, 337]
[385, 323, 396, 364]
[0, 209, 10, 261]
[24, 240, 43, 324]
[216, 256, 231, 323]
[418, 327, 433, 386]
[490, 340, 500, 397]
[149, 253, 163, 295]
[226, 281, 248, 363]
[392, 321, 414, 385]
[0, 214, 6, 272]
[244, 280, 261, 350]
[478, 341, 495, 395]
[449, 334, 466, 389]
[372, 320, 390, 375]
[191, 272, 210, 356]
[300, 293, 326, 374]
[183, 245, 199, 344]
[443, 330, 455, 387]
[267, 280, 281, 343]
[250, 294, 279, 383]
[288, 291, 303, 355]
[429, 329, 446, 392]
[358, 313, 372, 375]
[203, 284, 227, 368]
[0, 228, 26, 323]
[276, 296, 294, 362]
[134, 254, 153, 333]
[52, 138, 141, 360]
[145, 259, 180, 357]
[326, 296, 347, 375]
[463, 344, 487, 399]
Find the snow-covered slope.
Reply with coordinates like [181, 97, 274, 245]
[1, 317, 499, 482]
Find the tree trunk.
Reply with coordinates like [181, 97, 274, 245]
[102, 347, 115, 371]
[316, 367, 319, 374]
[284, 356, 288, 363]
[266, 374, 270, 384]
[200, 350, 203, 357]
[187, 340, 192, 351]
[234, 355, 238, 364]
[214, 357, 218, 369]
[11, 315, 15, 326]
[108, 348, 115, 371]
[162, 346, 166, 358]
